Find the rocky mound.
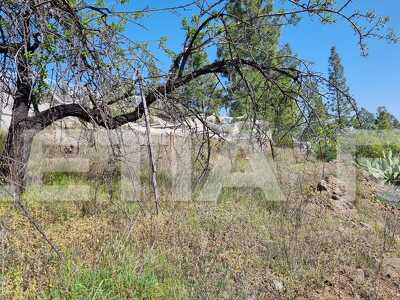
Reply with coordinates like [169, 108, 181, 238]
[317, 175, 354, 210]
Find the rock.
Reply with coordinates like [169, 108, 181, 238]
[317, 180, 329, 192]
[359, 222, 373, 231]
[333, 200, 353, 210]
[382, 257, 400, 279]
[332, 194, 340, 201]
[377, 184, 400, 206]
[273, 279, 284, 292]
[317, 176, 354, 210]
[354, 268, 365, 284]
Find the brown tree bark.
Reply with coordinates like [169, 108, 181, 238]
[1, 53, 37, 193]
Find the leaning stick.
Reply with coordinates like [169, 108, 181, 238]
[137, 71, 160, 214]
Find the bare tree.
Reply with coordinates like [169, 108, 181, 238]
[0, 0, 396, 192]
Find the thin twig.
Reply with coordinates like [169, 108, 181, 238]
[137, 70, 160, 214]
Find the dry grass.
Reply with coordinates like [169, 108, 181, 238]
[0, 155, 399, 299]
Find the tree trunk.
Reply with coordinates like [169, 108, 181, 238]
[0, 54, 36, 194]
[1, 124, 35, 194]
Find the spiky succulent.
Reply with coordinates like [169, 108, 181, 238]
[358, 150, 400, 186]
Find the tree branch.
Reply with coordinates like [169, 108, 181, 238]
[27, 58, 297, 130]
[176, 13, 222, 77]
[0, 43, 19, 54]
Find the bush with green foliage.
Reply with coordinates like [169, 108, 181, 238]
[353, 130, 400, 160]
[313, 142, 337, 162]
[358, 150, 400, 186]
[355, 144, 400, 161]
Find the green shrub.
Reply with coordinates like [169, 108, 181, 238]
[313, 141, 337, 162]
[355, 144, 400, 160]
[356, 144, 385, 159]
[353, 130, 400, 160]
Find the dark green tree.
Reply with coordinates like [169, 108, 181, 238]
[355, 108, 376, 129]
[217, 0, 281, 116]
[176, 16, 223, 118]
[327, 47, 355, 130]
[302, 79, 328, 137]
[375, 106, 396, 130]
[218, 0, 301, 146]
[301, 78, 338, 161]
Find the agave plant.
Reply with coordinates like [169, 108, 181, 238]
[358, 150, 400, 186]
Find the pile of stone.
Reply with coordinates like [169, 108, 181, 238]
[317, 175, 354, 210]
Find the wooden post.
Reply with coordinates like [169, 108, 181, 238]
[137, 71, 160, 214]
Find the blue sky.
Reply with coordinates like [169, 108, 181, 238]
[124, 0, 400, 118]
[281, 0, 400, 118]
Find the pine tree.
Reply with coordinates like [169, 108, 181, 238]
[218, 0, 301, 145]
[174, 16, 222, 117]
[328, 47, 355, 130]
[375, 106, 395, 130]
[302, 78, 328, 138]
[218, 0, 281, 117]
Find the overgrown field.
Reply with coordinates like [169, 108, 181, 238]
[0, 155, 399, 299]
